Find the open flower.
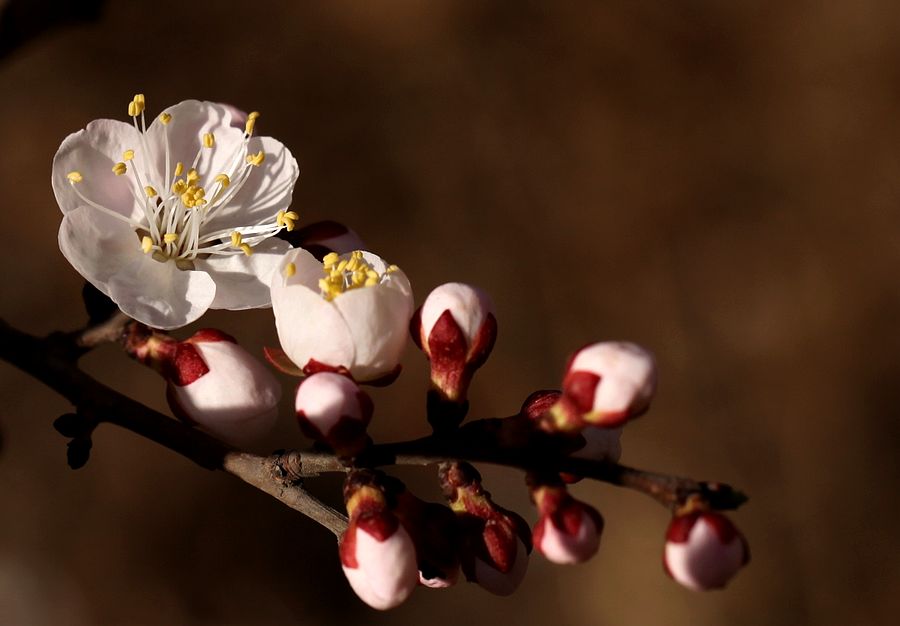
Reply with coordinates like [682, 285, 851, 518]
[270, 248, 414, 383]
[53, 95, 300, 329]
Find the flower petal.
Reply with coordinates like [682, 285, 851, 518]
[196, 236, 291, 310]
[331, 263, 413, 381]
[52, 119, 145, 220]
[271, 248, 355, 370]
[105, 258, 216, 330]
[58, 206, 145, 288]
[203, 135, 299, 233]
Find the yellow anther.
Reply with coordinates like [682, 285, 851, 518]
[214, 174, 230, 188]
[128, 100, 138, 117]
[386, 264, 399, 274]
[122, 149, 135, 161]
[163, 233, 178, 244]
[66, 171, 83, 183]
[245, 150, 265, 166]
[248, 111, 261, 121]
[112, 162, 127, 176]
[318, 278, 330, 293]
[159, 112, 172, 125]
[240, 243, 253, 256]
[134, 93, 145, 107]
[174, 162, 184, 177]
[186, 168, 200, 183]
[141, 236, 153, 254]
[230, 231, 243, 247]
[145, 186, 158, 198]
[364, 277, 379, 287]
[366, 269, 378, 279]
[283, 262, 296, 278]
[323, 252, 339, 268]
[172, 179, 187, 194]
[203, 132, 215, 148]
[284, 211, 299, 220]
[336, 259, 349, 274]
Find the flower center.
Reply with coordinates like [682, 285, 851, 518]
[65, 94, 298, 268]
[287, 251, 400, 301]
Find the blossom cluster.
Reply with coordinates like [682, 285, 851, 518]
[53, 96, 749, 611]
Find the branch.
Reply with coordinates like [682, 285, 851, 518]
[0, 316, 747, 537]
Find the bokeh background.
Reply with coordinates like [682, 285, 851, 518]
[2, 1, 899, 624]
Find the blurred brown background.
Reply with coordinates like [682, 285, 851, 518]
[2, 1, 899, 624]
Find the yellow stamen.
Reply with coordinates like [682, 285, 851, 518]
[128, 101, 138, 117]
[163, 233, 178, 244]
[172, 180, 187, 194]
[203, 132, 215, 148]
[134, 93, 145, 107]
[230, 231, 243, 247]
[245, 150, 265, 166]
[159, 112, 172, 125]
[323, 252, 339, 268]
[174, 162, 184, 177]
[214, 173, 230, 188]
[122, 149, 135, 161]
[186, 168, 200, 183]
[66, 171, 83, 183]
[283, 262, 296, 278]
[141, 236, 153, 254]
[112, 162, 127, 176]
[240, 243, 253, 256]
[317, 250, 397, 301]
[284, 211, 299, 220]
[145, 186, 158, 197]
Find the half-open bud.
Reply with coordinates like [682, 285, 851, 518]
[439, 461, 530, 595]
[125, 326, 281, 445]
[664, 510, 749, 591]
[554, 341, 656, 429]
[341, 471, 419, 610]
[531, 483, 603, 565]
[294, 372, 373, 457]
[411, 283, 497, 431]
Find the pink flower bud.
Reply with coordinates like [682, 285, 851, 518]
[294, 372, 373, 457]
[411, 283, 497, 430]
[561, 341, 656, 427]
[340, 511, 419, 610]
[664, 511, 749, 591]
[531, 486, 603, 565]
[165, 329, 281, 445]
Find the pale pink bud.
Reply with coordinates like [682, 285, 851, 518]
[532, 493, 603, 565]
[562, 341, 656, 427]
[411, 283, 497, 430]
[294, 372, 373, 457]
[664, 511, 749, 591]
[340, 512, 419, 610]
[165, 329, 281, 445]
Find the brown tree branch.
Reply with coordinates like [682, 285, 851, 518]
[0, 316, 747, 538]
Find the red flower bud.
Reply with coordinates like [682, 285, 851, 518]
[531, 485, 603, 565]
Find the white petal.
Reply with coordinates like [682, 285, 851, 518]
[106, 255, 216, 330]
[421, 282, 493, 346]
[58, 206, 146, 289]
[665, 519, 746, 591]
[295, 372, 364, 435]
[202, 135, 299, 233]
[143, 100, 246, 191]
[473, 538, 529, 596]
[343, 527, 418, 610]
[271, 248, 355, 370]
[52, 119, 145, 220]
[196, 237, 291, 310]
[331, 265, 414, 381]
[171, 341, 281, 445]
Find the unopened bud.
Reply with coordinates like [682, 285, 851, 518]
[164, 329, 281, 445]
[411, 283, 498, 431]
[531, 484, 603, 565]
[295, 372, 373, 457]
[664, 510, 749, 591]
[547, 341, 655, 430]
[440, 461, 531, 595]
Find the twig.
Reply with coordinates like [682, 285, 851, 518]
[0, 316, 747, 537]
